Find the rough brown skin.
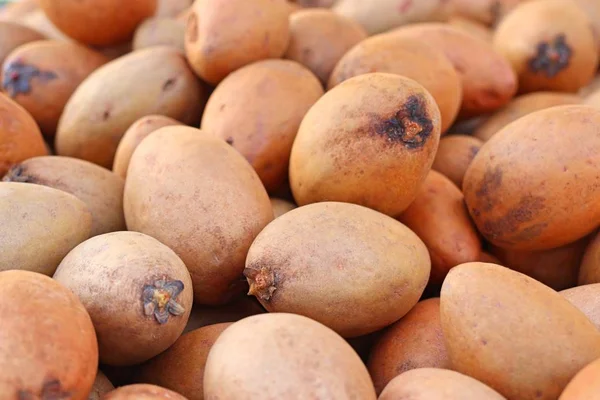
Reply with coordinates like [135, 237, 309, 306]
[0, 182, 92, 275]
[102, 384, 188, 400]
[432, 134, 483, 188]
[55, 47, 207, 168]
[0, 21, 45, 65]
[53, 232, 193, 366]
[0, 270, 98, 400]
[473, 92, 581, 142]
[270, 197, 297, 219]
[184, 0, 290, 85]
[113, 115, 182, 179]
[133, 18, 185, 52]
[579, 231, 600, 285]
[441, 262, 600, 400]
[494, 0, 598, 93]
[38, 0, 157, 46]
[368, 298, 450, 395]
[328, 34, 462, 133]
[398, 171, 481, 286]
[155, 0, 193, 18]
[390, 23, 517, 118]
[201, 60, 323, 193]
[561, 284, 600, 330]
[447, 16, 493, 42]
[379, 368, 507, 400]
[284, 9, 367, 84]
[245, 202, 431, 337]
[204, 313, 377, 399]
[183, 297, 265, 334]
[447, 0, 523, 26]
[135, 323, 231, 400]
[124, 127, 273, 305]
[290, 73, 441, 217]
[559, 358, 600, 400]
[88, 371, 115, 400]
[463, 105, 600, 251]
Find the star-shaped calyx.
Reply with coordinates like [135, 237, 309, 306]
[142, 279, 186, 324]
[2, 61, 57, 98]
[528, 34, 572, 78]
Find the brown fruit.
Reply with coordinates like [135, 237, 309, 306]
[561, 284, 600, 330]
[479, 251, 501, 264]
[559, 358, 600, 400]
[562, 0, 600, 55]
[390, 23, 517, 117]
[580, 231, 600, 284]
[184, 0, 290, 85]
[54, 231, 193, 366]
[19, 9, 71, 42]
[204, 313, 377, 399]
[89, 371, 115, 400]
[368, 298, 450, 395]
[0, 270, 98, 399]
[431, 134, 483, 188]
[290, 73, 441, 216]
[124, 127, 273, 305]
[328, 34, 462, 133]
[183, 297, 265, 334]
[133, 17, 185, 52]
[493, 0, 598, 93]
[245, 202, 431, 337]
[38, 0, 157, 46]
[447, 16, 493, 42]
[155, 0, 193, 18]
[3, 156, 125, 237]
[201, 59, 323, 193]
[284, 9, 367, 84]
[447, 0, 523, 26]
[270, 197, 297, 219]
[441, 262, 600, 400]
[55, 47, 206, 168]
[463, 105, 600, 251]
[103, 384, 188, 400]
[0, 21, 45, 64]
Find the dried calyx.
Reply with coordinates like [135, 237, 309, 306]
[142, 279, 186, 324]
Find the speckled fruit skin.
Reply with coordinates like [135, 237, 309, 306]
[103, 384, 188, 400]
[432, 134, 483, 188]
[0, 270, 98, 400]
[561, 283, 600, 330]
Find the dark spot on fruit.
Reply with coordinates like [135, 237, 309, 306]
[244, 265, 277, 302]
[2, 164, 34, 183]
[476, 165, 503, 212]
[102, 110, 111, 121]
[528, 34, 572, 78]
[186, 12, 198, 43]
[489, 1, 502, 27]
[469, 146, 480, 159]
[226, 137, 234, 145]
[17, 379, 71, 400]
[535, 390, 544, 398]
[2, 61, 57, 98]
[481, 338, 488, 345]
[375, 95, 434, 150]
[481, 195, 546, 244]
[162, 78, 176, 91]
[142, 279, 186, 324]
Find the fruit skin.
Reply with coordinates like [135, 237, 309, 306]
[0, 182, 92, 276]
[328, 34, 462, 133]
[561, 284, 600, 330]
[559, 358, 600, 400]
[0, 21, 45, 65]
[124, 126, 273, 305]
[201, 59, 324, 193]
[245, 202, 431, 337]
[493, 0, 598, 93]
[440, 262, 600, 400]
[0, 270, 98, 400]
[3, 156, 125, 237]
[203, 313, 377, 399]
[432, 134, 483, 188]
[463, 105, 600, 251]
[447, 0, 523, 26]
[184, 0, 290, 85]
[133, 17, 185, 52]
[155, 0, 193, 18]
[579, 230, 600, 285]
[0, 0, 39, 23]
[55, 46, 206, 169]
[290, 73, 441, 217]
[38, 0, 157, 46]
[102, 384, 188, 400]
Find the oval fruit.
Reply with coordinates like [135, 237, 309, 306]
[0, 182, 91, 275]
[561, 284, 600, 329]
[447, 16, 493, 42]
[3, 155, 125, 237]
[103, 384, 188, 400]
[441, 262, 600, 400]
[183, 297, 265, 333]
[201, 59, 323, 193]
[184, 0, 290, 85]
[124, 126, 273, 305]
[204, 313, 377, 399]
[579, 231, 600, 284]
[55, 46, 206, 168]
[89, 371, 115, 400]
[245, 202, 431, 337]
[133, 17, 185, 52]
[0, 270, 98, 399]
[270, 198, 296, 219]
[432, 134, 482, 187]
[54, 232, 193, 366]
[328, 34, 462, 133]
[368, 298, 450, 394]
[290, 73, 441, 216]
[559, 358, 600, 400]
[0, 21, 45, 64]
[463, 105, 600, 251]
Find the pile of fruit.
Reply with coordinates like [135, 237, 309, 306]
[1, 0, 600, 399]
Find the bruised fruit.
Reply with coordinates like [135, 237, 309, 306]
[55, 46, 206, 168]
[38, 0, 157, 46]
[493, 0, 598, 93]
[54, 231, 193, 366]
[89, 371, 115, 400]
[245, 202, 431, 337]
[579, 231, 600, 285]
[270, 197, 297, 219]
[432, 134, 482, 188]
[0, 21, 45, 65]
[463, 105, 600, 251]
[284, 9, 367, 84]
[201, 59, 324, 193]
[3, 156, 125, 237]
[0, 270, 98, 400]
[0, 182, 91, 275]
[559, 358, 600, 400]
[204, 313, 377, 399]
[329, 34, 462, 133]
[183, 297, 265, 333]
[368, 298, 450, 395]
[290, 73, 441, 216]
[103, 384, 188, 400]
[133, 17, 185, 52]
[124, 127, 273, 305]
[184, 0, 290, 85]
[561, 284, 600, 330]
[440, 262, 600, 400]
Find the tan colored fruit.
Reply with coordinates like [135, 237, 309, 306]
[124, 127, 273, 305]
[19, 9, 70, 42]
[447, 0, 523, 26]
[204, 313, 377, 399]
[562, 0, 600, 55]
[270, 198, 297, 219]
[561, 284, 600, 330]
[579, 231, 600, 284]
[586, 89, 600, 109]
[432, 134, 482, 188]
[0, 0, 39, 23]
[0, 270, 98, 400]
[155, 0, 192, 18]
[447, 16, 493, 42]
[183, 297, 265, 334]
[133, 17, 185, 52]
[103, 384, 188, 400]
[89, 371, 115, 400]
[559, 358, 600, 400]
[0, 21, 45, 64]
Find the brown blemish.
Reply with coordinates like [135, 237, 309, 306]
[481, 195, 546, 243]
[2, 164, 34, 183]
[2, 61, 58, 98]
[225, 137, 234, 145]
[162, 78, 176, 91]
[244, 265, 277, 302]
[475, 165, 503, 212]
[142, 279, 186, 324]
[489, 1, 502, 27]
[528, 34, 572, 78]
[186, 12, 199, 43]
[18, 379, 71, 400]
[102, 110, 111, 121]
[375, 95, 434, 150]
